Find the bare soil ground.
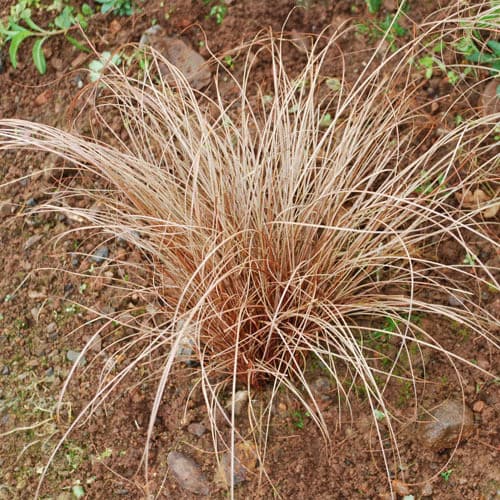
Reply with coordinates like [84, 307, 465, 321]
[0, 1, 498, 499]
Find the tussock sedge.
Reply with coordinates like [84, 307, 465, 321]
[0, 3, 499, 497]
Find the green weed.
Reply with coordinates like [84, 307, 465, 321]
[0, 1, 93, 74]
[357, 13, 407, 51]
[291, 410, 310, 429]
[203, 1, 228, 24]
[440, 469, 453, 481]
[96, 0, 135, 16]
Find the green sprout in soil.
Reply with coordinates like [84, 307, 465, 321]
[415, 170, 447, 195]
[291, 410, 310, 429]
[357, 10, 408, 51]
[440, 469, 453, 482]
[203, 0, 228, 24]
[96, 0, 136, 16]
[223, 55, 235, 69]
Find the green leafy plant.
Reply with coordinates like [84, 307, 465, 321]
[357, 13, 407, 51]
[0, 2, 93, 74]
[95, 0, 135, 16]
[365, 0, 382, 14]
[456, 36, 500, 76]
[88, 51, 122, 82]
[203, 0, 228, 24]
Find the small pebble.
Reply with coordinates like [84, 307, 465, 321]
[45, 367, 54, 377]
[66, 350, 86, 366]
[47, 322, 57, 334]
[187, 422, 206, 437]
[392, 479, 411, 496]
[472, 400, 485, 413]
[448, 295, 463, 307]
[421, 482, 433, 496]
[167, 451, 210, 495]
[26, 198, 37, 207]
[1, 365, 10, 376]
[91, 246, 109, 263]
[23, 234, 43, 250]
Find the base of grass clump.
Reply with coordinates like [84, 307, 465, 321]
[0, 2, 499, 496]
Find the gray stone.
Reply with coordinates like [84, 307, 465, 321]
[448, 295, 464, 307]
[90, 246, 109, 263]
[419, 400, 474, 450]
[26, 198, 37, 207]
[187, 422, 207, 437]
[66, 350, 86, 367]
[310, 376, 333, 402]
[421, 482, 433, 497]
[24, 234, 43, 250]
[167, 451, 210, 496]
[1, 365, 10, 376]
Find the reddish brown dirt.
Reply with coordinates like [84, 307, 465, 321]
[0, 1, 498, 499]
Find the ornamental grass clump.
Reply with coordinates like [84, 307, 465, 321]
[0, 3, 498, 496]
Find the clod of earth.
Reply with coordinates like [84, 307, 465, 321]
[419, 400, 474, 450]
[167, 451, 210, 496]
[140, 26, 212, 90]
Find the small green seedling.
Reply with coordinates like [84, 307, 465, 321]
[203, 1, 228, 24]
[356, 13, 407, 52]
[415, 170, 447, 195]
[463, 252, 477, 266]
[440, 469, 453, 482]
[292, 410, 310, 429]
[223, 55, 234, 69]
[373, 408, 385, 421]
[89, 51, 122, 82]
[319, 113, 332, 128]
[96, 0, 135, 16]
